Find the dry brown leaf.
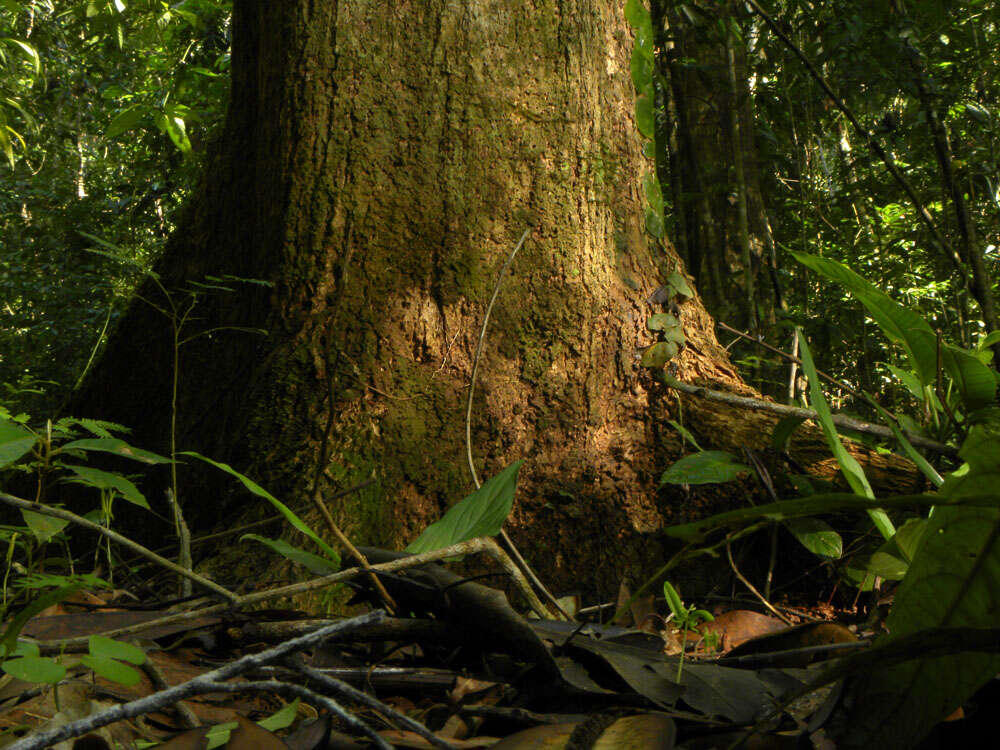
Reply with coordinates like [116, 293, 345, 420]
[697, 610, 788, 651]
[227, 714, 289, 749]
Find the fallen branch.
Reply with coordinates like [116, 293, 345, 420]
[659, 373, 957, 457]
[33, 536, 543, 650]
[8, 611, 401, 750]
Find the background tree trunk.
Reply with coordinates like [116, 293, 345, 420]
[74, 0, 918, 600]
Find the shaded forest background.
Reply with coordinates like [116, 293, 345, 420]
[3, 0, 997, 418]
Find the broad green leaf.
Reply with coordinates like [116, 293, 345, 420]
[0, 418, 36, 468]
[242, 534, 339, 575]
[0, 584, 82, 657]
[624, 0, 654, 56]
[799, 334, 893, 539]
[81, 654, 141, 686]
[2, 38, 40, 75]
[665, 271, 693, 299]
[867, 518, 928, 581]
[10, 641, 39, 658]
[20, 510, 69, 542]
[644, 207, 665, 238]
[61, 465, 149, 509]
[977, 331, 1000, 351]
[205, 721, 239, 750]
[154, 110, 192, 154]
[105, 106, 146, 139]
[841, 427, 1000, 749]
[660, 451, 749, 485]
[180, 451, 340, 563]
[635, 94, 654, 139]
[631, 44, 653, 94]
[257, 699, 300, 731]
[866, 550, 909, 580]
[642, 173, 663, 210]
[784, 518, 842, 559]
[88, 636, 145, 665]
[2, 656, 65, 684]
[406, 460, 523, 554]
[793, 252, 937, 388]
[59, 438, 170, 465]
[641, 341, 678, 368]
[939, 343, 997, 410]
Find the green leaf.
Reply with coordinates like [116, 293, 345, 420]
[257, 699, 300, 731]
[647, 313, 680, 332]
[886, 364, 924, 403]
[977, 331, 1000, 351]
[2, 656, 65, 684]
[784, 517, 842, 559]
[20, 510, 69, 542]
[406, 461, 523, 554]
[81, 654, 141, 686]
[58, 438, 170, 465]
[631, 44, 653, 94]
[660, 451, 749, 485]
[667, 419, 702, 451]
[88, 636, 145, 665]
[61, 465, 149, 509]
[242, 534, 339, 575]
[665, 271, 693, 299]
[793, 252, 937, 388]
[0, 584, 82, 658]
[10, 640, 39, 658]
[105, 106, 146, 139]
[939, 343, 997, 411]
[841, 428, 1000, 748]
[662, 581, 686, 619]
[2, 38, 40, 75]
[640, 341, 678, 368]
[770, 416, 805, 451]
[870, 402, 943, 488]
[635, 94, 654, 139]
[644, 207, 665, 238]
[661, 492, 950, 543]
[799, 334, 893, 539]
[154, 109, 192, 154]
[0, 418, 36, 468]
[181, 452, 340, 563]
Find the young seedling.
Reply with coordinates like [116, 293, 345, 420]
[663, 580, 714, 682]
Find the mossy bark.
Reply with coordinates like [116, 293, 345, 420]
[74, 0, 919, 601]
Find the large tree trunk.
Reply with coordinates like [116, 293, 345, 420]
[75, 0, 917, 600]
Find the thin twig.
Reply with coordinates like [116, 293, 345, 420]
[34, 538, 531, 650]
[8, 612, 389, 750]
[0, 491, 237, 603]
[725, 540, 792, 626]
[464, 228, 571, 621]
[287, 657, 457, 750]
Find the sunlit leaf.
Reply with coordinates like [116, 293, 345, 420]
[660, 451, 749, 485]
[406, 461, 523, 554]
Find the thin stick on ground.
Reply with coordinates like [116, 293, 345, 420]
[8, 612, 402, 750]
[32, 536, 543, 650]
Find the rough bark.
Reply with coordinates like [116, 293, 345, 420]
[74, 0, 920, 600]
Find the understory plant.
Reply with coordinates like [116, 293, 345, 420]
[655, 252, 1000, 747]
